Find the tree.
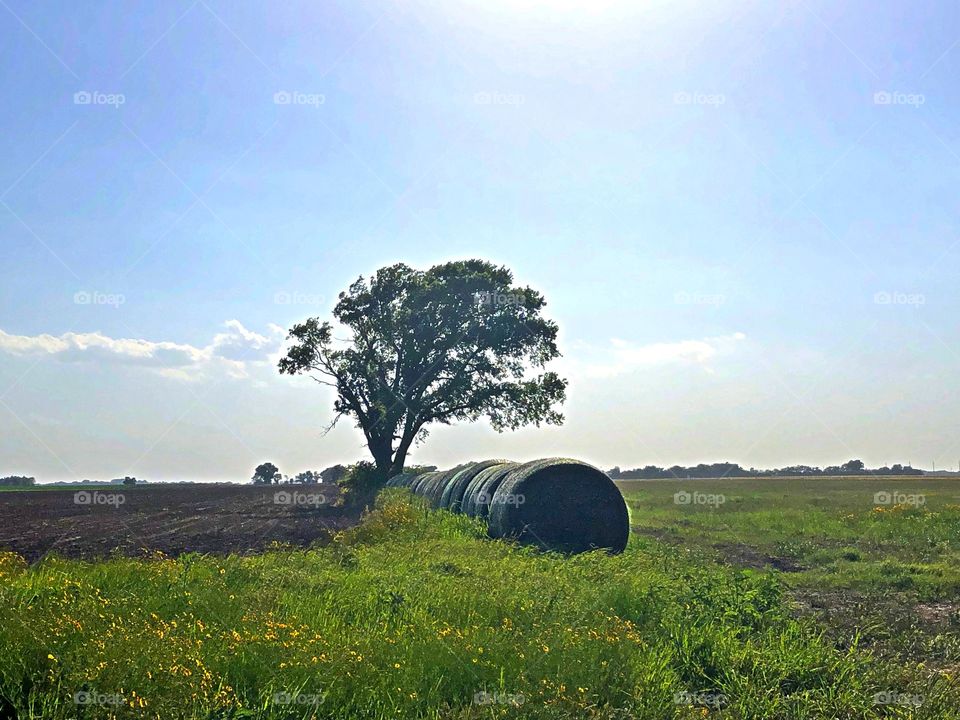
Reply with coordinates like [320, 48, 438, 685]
[279, 260, 567, 479]
[840, 459, 865, 474]
[294, 470, 320, 484]
[0, 475, 35, 487]
[252, 462, 281, 485]
[319, 465, 348, 484]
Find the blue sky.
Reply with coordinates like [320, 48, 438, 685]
[2, 0, 959, 481]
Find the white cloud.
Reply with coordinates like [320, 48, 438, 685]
[0, 320, 285, 380]
[211, 320, 281, 361]
[564, 332, 746, 378]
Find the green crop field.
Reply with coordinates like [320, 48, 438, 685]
[619, 476, 960, 676]
[1, 480, 959, 719]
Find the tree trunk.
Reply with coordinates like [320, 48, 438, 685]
[368, 435, 394, 477]
[390, 417, 427, 477]
[389, 435, 414, 477]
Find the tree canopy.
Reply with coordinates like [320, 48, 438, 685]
[252, 462, 281, 485]
[279, 260, 567, 477]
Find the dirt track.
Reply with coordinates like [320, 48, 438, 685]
[0, 484, 358, 563]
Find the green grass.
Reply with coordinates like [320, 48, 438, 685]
[620, 476, 960, 670]
[620, 477, 960, 593]
[4, 490, 957, 719]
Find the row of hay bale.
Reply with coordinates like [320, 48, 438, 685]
[385, 458, 629, 554]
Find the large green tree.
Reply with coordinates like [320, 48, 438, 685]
[279, 260, 567, 478]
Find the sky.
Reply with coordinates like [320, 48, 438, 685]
[1, 0, 959, 482]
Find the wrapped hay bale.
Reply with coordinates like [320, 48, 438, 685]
[409, 471, 439, 495]
[440, 460, 509, 512]
[487, 458, 629, 554]
[462, 463, 518, 520]
[384, 457, 629, 555]
[385, 472, 417, 488]
[423, 465, 471, 507]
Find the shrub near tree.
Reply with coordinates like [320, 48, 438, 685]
[279, 260, 567, 490]
[319, 465, 348, 484]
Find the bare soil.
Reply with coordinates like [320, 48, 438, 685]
[0, 484, 359, 563]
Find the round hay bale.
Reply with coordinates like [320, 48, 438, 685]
[440, 460, 509, 512]
[461, 463, 513, 518]
[409, 471, 439, 495]
[385, 473, 402, 488]
[423, 464, 473, 507]
[487, 458, 629, 554]
[462, 463, 517, 520]
[418, 470, 449, 506]
[386, 472, 418, 489]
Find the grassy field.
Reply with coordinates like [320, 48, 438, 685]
[0, 480, 958, 718]
[619, 476, 960, 672]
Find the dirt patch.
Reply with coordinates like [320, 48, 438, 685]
[629, 526, 682, 544]
[916, 602, 960, 624]
[0, 485, 360, 563]
[712, 542, 806, 572]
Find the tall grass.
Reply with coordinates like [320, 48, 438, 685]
[0, 491, 956, 719]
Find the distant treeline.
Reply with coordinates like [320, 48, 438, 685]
[0, 475, 36, 486]
[1, 476, 142, 486]
[607, 459, 924, 479]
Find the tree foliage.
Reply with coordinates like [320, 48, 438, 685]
[0, 475, 35, 487]
[252, 462, 281, 485]
[279, 260, 567, 477]
[319, 465, 349, 484]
